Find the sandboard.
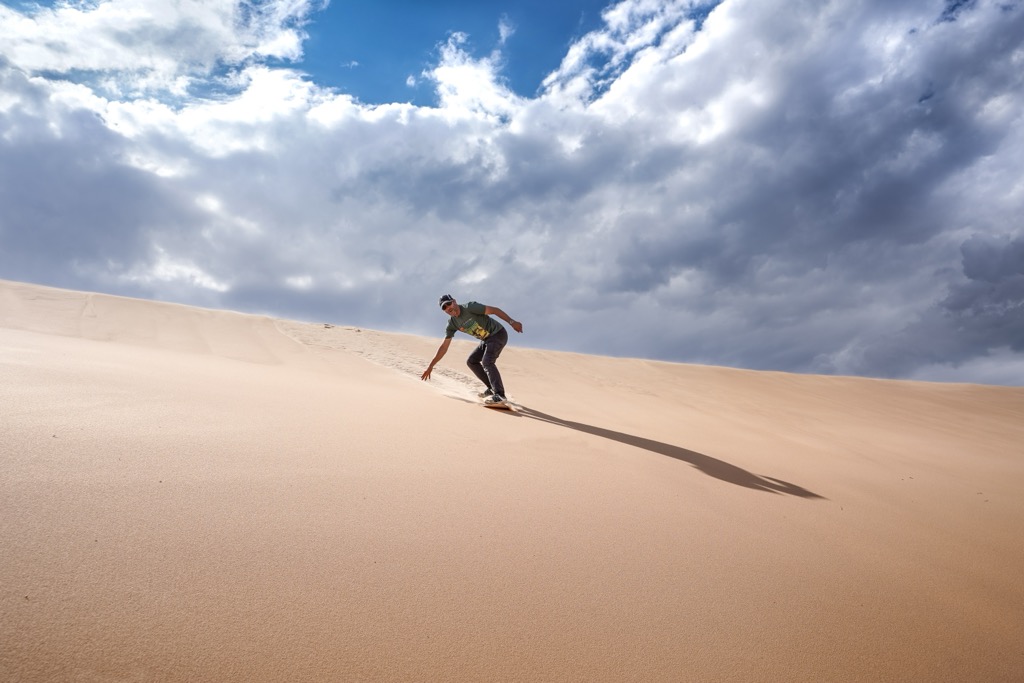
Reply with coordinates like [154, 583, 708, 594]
[483, 401, 514, 411]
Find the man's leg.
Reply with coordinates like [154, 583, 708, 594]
[480, 328, 508, 398]
[466, 342, 492, 390]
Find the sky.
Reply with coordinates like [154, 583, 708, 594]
[1, 0, 1022, 386]
[301, 0, 612, 105]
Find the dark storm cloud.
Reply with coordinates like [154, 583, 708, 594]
[858, 234, 1024, 377]
[0, 63, 202, 293]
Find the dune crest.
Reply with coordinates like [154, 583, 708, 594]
[0, 279, 306, 365]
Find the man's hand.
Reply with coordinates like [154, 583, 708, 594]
[510, 320, 523, 333]
[423, 338, 450, 380]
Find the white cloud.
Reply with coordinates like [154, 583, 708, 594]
[425, 32, 522, 122]
[0, 0, 318, 95]
[498, 15, 515, 45]
[1, 0, 1023, 385]
[120, 247, 230, 293]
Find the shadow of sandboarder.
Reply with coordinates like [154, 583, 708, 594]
[516, 407, 825, 499]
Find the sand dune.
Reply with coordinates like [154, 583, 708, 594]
[2, 278, 1022, 682]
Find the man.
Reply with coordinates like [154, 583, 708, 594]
[421, 294, 523, 405]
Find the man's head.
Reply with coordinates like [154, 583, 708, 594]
[438, 294, 459, 315]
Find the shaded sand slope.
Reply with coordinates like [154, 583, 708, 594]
[2, 279, 1023, 682]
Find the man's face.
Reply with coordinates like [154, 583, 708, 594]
[442, 300, 460, 316]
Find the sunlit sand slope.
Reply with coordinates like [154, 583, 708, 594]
[2, 279, 1022, 682]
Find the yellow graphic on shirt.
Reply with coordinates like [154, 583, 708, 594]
[460, 319, 490, 339]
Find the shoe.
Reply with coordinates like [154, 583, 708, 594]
[483, 394, 506, 405]
[478, 389, 494, 398]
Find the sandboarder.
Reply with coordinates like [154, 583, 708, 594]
[420, 294, 523, 406]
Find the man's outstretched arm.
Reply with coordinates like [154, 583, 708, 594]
[421, 337, 453, 380]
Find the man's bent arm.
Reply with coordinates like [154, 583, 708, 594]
[483, 306, 523, 333]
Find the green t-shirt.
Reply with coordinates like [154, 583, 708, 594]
[445, 301, 504, 340]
